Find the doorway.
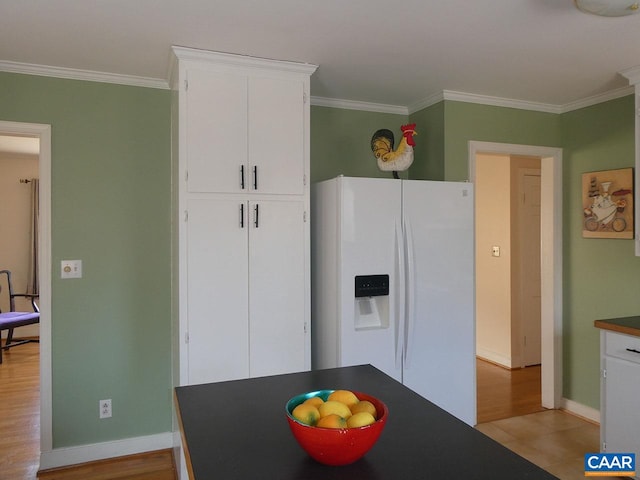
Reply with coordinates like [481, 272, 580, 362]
[469, 141, 563, 416]
[0, 121, 52, 470]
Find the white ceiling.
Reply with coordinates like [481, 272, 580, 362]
[1, 0, 640, 111]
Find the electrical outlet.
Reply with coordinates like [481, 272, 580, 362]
[99, 399, 112, 419]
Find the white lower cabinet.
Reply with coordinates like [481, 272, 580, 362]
[600, 330, 640, 467]
[186, 197, 307, 385]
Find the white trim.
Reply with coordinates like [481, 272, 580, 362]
[469, 141, 563, 410]
[620, 65, 640, 85]
[476, 348, 512, 369]
[0, 121, 52, 457]
[619, 69, 640, 256]
[560, 86, 634, 113]
[408, 91, 445, 114]
[39, 432, 174, 471]
[0, 60, 169, 90]
[443, 90, 562, 114]
[310, 96, 408, 115]
[560, 397, 600, 424]
[1, 58, 633, 114]
[171, 46, 318, 76]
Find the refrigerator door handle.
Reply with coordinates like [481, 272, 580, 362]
[404, 218, 416, 367]
[394, 220, 405, 369]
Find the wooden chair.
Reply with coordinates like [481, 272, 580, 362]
[0, 270, 39, 364]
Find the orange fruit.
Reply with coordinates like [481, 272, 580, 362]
[303, 396, 324, 408]
[328, 390, 359, 408]
[318, 400, 352, 419]
[316, 414, 347, 429]
[291, 403, 320, 426]
[347, 412, 376, 428]
[350, 400, 377, 419]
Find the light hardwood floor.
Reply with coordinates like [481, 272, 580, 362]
[0, 339, 40, 480]
[476, 357, 545, 423]
[476, 359, 621, 480]
[1, 346, 616, 480]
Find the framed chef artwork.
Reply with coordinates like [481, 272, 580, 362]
[582, 167, 634, 239]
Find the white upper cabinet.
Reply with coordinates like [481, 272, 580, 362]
[185, 70, 248, 194]
[177, 49, 314, 196]
[248, 76, 305, 195]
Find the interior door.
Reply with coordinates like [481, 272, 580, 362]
[248, 199, 306, 377]
[520, 172, 542, 366]
[187, 198, 249, 384]
[402, 180, 476, 426]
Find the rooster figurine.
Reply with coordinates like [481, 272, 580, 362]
[371, 124, 417, 178]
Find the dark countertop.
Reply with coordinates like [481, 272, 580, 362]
[594, 316, 640, 337]
[174, 364, 557, 479]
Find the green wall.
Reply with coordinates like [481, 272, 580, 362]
[443, 101, 562, 180]
[310, 106, 408, 182]
[560, 96, 640, 406]
[0, 72, 173, 447]
[408, 101, 445, 180]
[2, 69, 639, 450]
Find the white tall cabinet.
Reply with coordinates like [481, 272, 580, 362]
[170, 46, 317, 387]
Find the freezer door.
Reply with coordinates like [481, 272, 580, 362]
[338, 177, 403, 382]
[401, 180, 476, 426]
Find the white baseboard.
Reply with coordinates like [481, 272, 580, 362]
[476, 348, 512, 369]
[39, 431, 174, 471]
[560, 397, 600, 424]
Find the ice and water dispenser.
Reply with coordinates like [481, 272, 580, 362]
[354, 274, 390, 330]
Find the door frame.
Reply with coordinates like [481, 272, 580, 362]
[0, 121, 52, 455]
[469, 141, 562, 409]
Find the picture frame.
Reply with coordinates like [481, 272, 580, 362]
[582, 167, 634, 239]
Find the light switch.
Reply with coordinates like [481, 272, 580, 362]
[61, 260, 82, 279]
[491, 246, 500, 257]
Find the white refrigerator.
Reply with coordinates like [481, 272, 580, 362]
[311, 176, 476, 425]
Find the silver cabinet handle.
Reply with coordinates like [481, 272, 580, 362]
[253, 165, 258, 190]
[240, 165, 245, 189]
[254, 204, 259, 228]
[240, 204, 244, 228]
[626, 348, 640, 354]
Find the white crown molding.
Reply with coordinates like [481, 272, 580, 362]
[171, 46, 318, 76]
[326, 86, 634, 116]
[560, 85, 634, 113]
[620, 65, 640, 85]
[0, 60, 169, 89]
[1, 58, 633, 114]
[310, 96, 408, 115]
[442, 90, 562, 114]
[408, 91, 445, 114]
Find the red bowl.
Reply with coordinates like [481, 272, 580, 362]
[285, 390, 388, 466]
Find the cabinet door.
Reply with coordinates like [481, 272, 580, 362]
[248, 77, 305, 195]
[186, 198, 249, 384]
[602, 356, 640, 456]
[248, 200, 306, 377]
[186, 69, 248, 194]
